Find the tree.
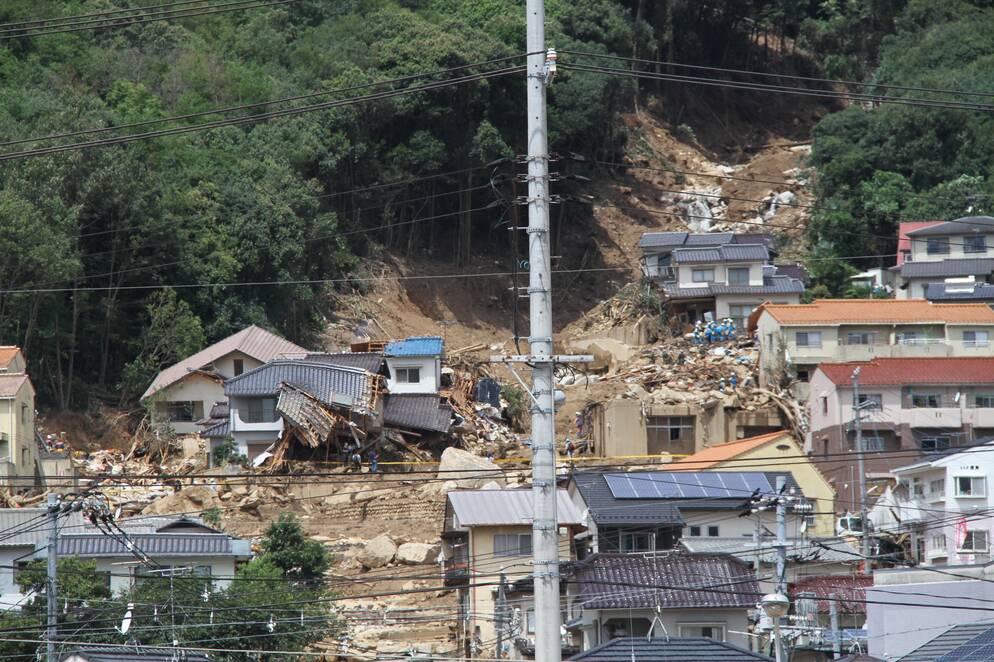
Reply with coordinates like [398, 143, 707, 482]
[259, 513, 331, 580]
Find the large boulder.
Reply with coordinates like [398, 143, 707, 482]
[396, 542, 440, 565]
[357, 534, 397, 569]
[437, 447, 502, 488]
[142, 486, 220, 517]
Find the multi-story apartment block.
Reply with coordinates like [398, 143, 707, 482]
[807, 357, 994, 509]
[749, 299, 994, 399]
[638, 231, 803, 328]
[894, 216, 994, 301]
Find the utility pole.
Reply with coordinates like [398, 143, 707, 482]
[495, 572, 508, 659]
[46, 492, 59, 662]
[829, 592, 841, 660]
[775, 476, 788, 662]
[852, 367, 871, 575]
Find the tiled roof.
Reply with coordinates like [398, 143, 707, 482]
[774, 263, 809, 282]
[897, 221, 943, 265]
[59, 646, 212, 662]
[661, 275, 804, 299]
[925, 282, 994, 301]
[667, 431, 792, 470]
[384, 336, 444, 357]
[142, 325, 307, 400]
[680, 537, 859, 565]
[900, 258, 994, 279]
[0, 347, 21, 369]
[569, 636, 773, 661]
[224, 360, 373, 410]
[0, 509, 86, 547]
[56, 533, 249, 557]
[817, 357, 994, 386]
[571, 552, 758, 610]
[571, 472, 684, 526]
[0, 373, 29, 398]
[900, 621, 994, 661]
[905, 216, 994, 237]
[382, 394, 452, 433]
[790, 574, 872, 614]
[298, 352, 384, 373]
[751, 299, 994, 326]
[447, 489, 584, 527]
[672, 244, 769, 265]
[199, 419, 229, 438]
[639, 231, 691, 248]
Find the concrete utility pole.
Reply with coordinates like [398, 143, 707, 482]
[46, 492, 59, 662]
[829, 592, 841, 660]
[525, 2, 560, 659]
[495, 572, 508, 659]
[852, 367, 871, 575]
[775, 476, 788, 662]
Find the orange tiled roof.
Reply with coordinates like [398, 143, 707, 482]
[664, 430, 792, 470]
[755, 299, 994, 326]
[0, 347, 20, 369]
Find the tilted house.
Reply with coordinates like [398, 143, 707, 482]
[141, 325, 306, 435]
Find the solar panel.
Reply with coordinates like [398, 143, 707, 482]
[934, 627, 994, 662]
[603, 472, 775, 500]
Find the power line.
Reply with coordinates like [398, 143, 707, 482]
[0, 0, 223, 30]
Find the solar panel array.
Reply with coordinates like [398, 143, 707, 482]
[603, 472, 774, 500]
[935, 629, 994, 662]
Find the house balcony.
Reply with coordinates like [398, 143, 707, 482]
[965, 407, 994, 428]
[230, 409, 284, 434]
[442, 559, 469, 587]
[906, 408, 962, 428]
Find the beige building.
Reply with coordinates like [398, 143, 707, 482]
[894, 216, 994, 299]
[0, 372, 37, 490]
[443, 489, 585, 660]
[749, 299, 994, 399]
[141, 325, 307, 435]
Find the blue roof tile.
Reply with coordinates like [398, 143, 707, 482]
[385, 336, 444, 357]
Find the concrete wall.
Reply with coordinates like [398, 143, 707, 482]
[152, 373, 224, 435]
[909, 233, 994, 262]
[0, 379, 37, 491]
[0, 546, 30, 608]
[675, 263, 766, 288]
[384, 356, 440, 394]
[102, 556, 240, 596]
[577, 607, 751, 651]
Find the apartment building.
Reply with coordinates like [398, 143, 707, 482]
[807, 357, 994, 509]
[749, 299, 994, 399]
[638, 231, 803, 328]
[894, 216, 994, 300]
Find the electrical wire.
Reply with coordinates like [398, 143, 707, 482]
[0, 0, 217, 30]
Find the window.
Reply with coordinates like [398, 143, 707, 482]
[921, 436, 951, 452]
[927, 237, 950, 255]
[678, 623, 726, 641]
[727, 268, 750, 285]
[911, 477, 925, 498]
[854, 393, 882, 409]
[707, 526, 719, 537]
[795, 332, 822, 348]
[20, 403, 26, 425]
[930, 479, 946, 498]
[526, 608, 536, 633]
[493, 534, 532, 557]
[846, 332, 877, 345]
[728, 304, 754, 331]
[929, 534, 947, 551]
[395, 367, 421, 383]
[965, 235, 987, 254]
[689, 526, 702, 537]
[621, 532, 654, 552]
[911, 393, 942, 408]
[646, 416, 695, 454]
[864, 435, 887, 452]
[692, 268, 715, 283]
[243, 397, 277, 423]
[897, 332, 924, 345]
[956, 476, 986, 497]
[974, 394, 994, 408]
[960, 530, 989, 552]
[964, 330, 990, 347]
[233, 358, 244, 376]
[163, 401, 204, 423]
[821, 397, 828, 415]
[796, 368, 811, 383]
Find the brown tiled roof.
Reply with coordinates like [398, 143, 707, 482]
[142, 325, 307, 400]
[0, 374, 29, 398]
[791, 575, 871, 614]
[0, 347, 21, 370]
[817, 357, 994, 386]
[750, 299, 994, 328]
[664, 431, 791, 470]
[571, 552, 758, 610]
[897, 221, 942, 265]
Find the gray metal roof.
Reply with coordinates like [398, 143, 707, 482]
[924, 282, 994, 301]
[0, 509, 86, 547]
[224, 360, 373, 410]
[60, 646, 212, 662]
[900, 258, 994, 278]
[299, 352, 384, 373]
[571, 552, 758, 610]
[662, 275, 804, 300]
[54, 533, 250, 557]
[382, 394, 452, 433]
[447, 489, 584, 527]
[572, 471, 684, 526]
[900, 621, 994, 661]
[638, 231, 738, 250]
[672, 244, 769, 265]
[570, 637, 773, 661]
[905, 216, 994, 237]
[679, 537, 858, 564]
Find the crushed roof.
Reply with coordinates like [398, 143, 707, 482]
[569, 636, 773, 661]
[447, 489, 584, 527]
[898, 221, 943, 265]
[0, 373, 29, 398]
[925, 282, 994, 301]
[816, 357, 994, 386]
[384, 336, 444, 357]
[900, 258, 994, 279]
[667, 431, 792, 470]
[751, 299, 994, 327]
[905, 216, 994, 237]
[899, 621, 994, 662]
[791, 575, 872, 614]
[224, 360, 374, 410]
[571, 552, 758, 610]
[142, 325, 307, 400]
[382, 394, 452, 433]
[298, 352, 384, 373]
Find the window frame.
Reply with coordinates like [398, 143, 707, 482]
[691, 268, 715, 283]
[795, 331, 822, 348]
[846, 332, 877, 346]
[727, 267, 750, 285]
[929, 478, 946, 499]
[707, 525, 720, 537]
[964, 235, 987, 254]
[959, 530, 989, 553]
[920, 436, 951, 452]
[911, 393, 942, 408]
[964, 330, 990, 348]
[395, 366, 422, 384]
[689, 526, 702, 537]
[854, 393, 883, 409]
[245, 397, 277, 423]
[645, 415, 695, 453]
[233, 358, 245, 376]
[620, 532, 654, 553]
[677, 623, 727, 641]
[926, 237, 950, 255]
[929, 534, 947, 551]
[493, 533, 532, 557]
[955, 476, 986, 498]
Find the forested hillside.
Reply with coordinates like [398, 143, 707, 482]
[0, 0, 989, 411]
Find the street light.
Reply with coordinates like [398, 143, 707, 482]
[761, 593, 790, 662]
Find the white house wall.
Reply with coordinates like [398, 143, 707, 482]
[384, 356, 439, 394]
[153, 373, 225, 435]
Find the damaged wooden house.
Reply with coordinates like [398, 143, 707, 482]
[200, 336, 454, 465]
